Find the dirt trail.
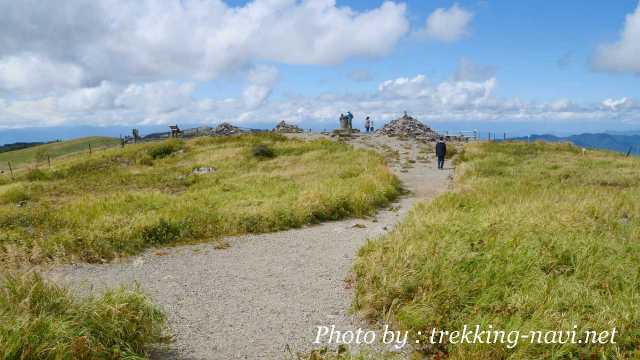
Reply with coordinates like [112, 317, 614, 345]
[50, 135, 451, 360]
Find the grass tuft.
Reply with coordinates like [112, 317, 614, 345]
[0, 272, 166, 359]
[251, 143, 276, 159]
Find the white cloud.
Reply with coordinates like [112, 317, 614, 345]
[378, 75, 430, 98]
[58, 81, 120, 112]
[378, 73, 495, 107]
[243, 65, 279, 109]
[115, 82, 196, 114]
[0, 81, 197, 127]
[419, 3, 473, 42]
[0, 0, 412, 128]
[593, 4, 640, 73]
[0, 54, 85, 93]
[601, 97, 636, 111]
[0, 0, 409, 85]
[1, 70, 638, 129]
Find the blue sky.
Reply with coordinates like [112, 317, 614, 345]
[1, 0, 640, 140]
[259, 0, 638, 102]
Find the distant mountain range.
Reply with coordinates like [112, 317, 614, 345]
[511, 133, 640, 155]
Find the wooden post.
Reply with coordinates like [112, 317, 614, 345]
[47, 155, 51, 168]
[8, 161, 14, 180]
[89, 143, 92, 155]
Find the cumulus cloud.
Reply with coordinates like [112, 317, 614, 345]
[0, 0, 409, 84]
[0, 54, 85, 93]
[0, 81, 197, 127]
[115, 82, 196, 115]
[419, 3, 473, 42]
[0, 0, 413, 128]
[601, 97, 636, 111]
[593, 4, 640, 73]
[243, 65, 279, 109]
[378, 75, 430, 98]
[378, 73, 495, 108]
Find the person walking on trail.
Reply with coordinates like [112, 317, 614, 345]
[436, 137, 447, 170]
[364, 116, 371, 133]
[370, 119, 374, 132]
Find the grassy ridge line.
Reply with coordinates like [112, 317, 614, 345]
[353, 141, 640, 359]
[0, 134, 401, 264]
[0, 136, 120, 171]
[0, 272, 166, 359]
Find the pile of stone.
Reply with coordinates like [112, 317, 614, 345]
[376, 113, 439, 140]
[273, 120, 303, 133]
[212, 122, 243, 136]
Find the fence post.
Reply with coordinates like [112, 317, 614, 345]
[8, 161, 14, 180]
[89, 143, 92, 155]
[47, 155, 51, 168]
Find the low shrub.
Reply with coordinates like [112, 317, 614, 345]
[147, 140, 184, 159]
[0, 186, 31, 204]
[251, 144, 276, 159]
[140, 218, 186, 245]
[25, 168, 49, 181]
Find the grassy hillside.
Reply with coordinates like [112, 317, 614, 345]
[0, 136, 120, 171]
[0, 133, 400, 264]
[354, 141, 640, 358]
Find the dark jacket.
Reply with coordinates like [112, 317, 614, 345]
[436, 141, 446, 157]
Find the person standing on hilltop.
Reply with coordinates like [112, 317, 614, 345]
[365, 116, 371, 133]
[436, 137, 447, 170]
[346, 111, 354, 129]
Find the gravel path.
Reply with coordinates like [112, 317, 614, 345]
[49, 136, 451, 360]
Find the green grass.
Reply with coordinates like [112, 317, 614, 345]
[0, 133, 400, 264]
[0, 272, 166, 359]
[353, 141, 640, 359]
[292, 349, 402, 360]
[0, 136, 120, 171]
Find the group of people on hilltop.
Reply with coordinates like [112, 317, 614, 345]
[341, 111, 375, 133]
[341, 111, 448, 170]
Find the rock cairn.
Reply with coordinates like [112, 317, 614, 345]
[376, 113, 439, 140]
[212, 122, 243, 136]
[272, 120, 303, 133]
